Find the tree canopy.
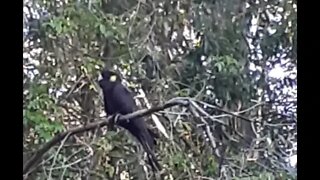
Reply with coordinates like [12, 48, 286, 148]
[23, 0, 297, 179]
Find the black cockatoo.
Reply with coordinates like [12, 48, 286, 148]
[98, 69, 161, 171]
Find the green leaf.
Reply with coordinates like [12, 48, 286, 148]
[215, 62, 224, 72]
[99, 24, 106, 35]
[40, 129, 52, 141]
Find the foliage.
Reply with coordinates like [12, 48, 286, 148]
[24, 83, 64, 144]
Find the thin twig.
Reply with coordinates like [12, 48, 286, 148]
[127, 1, 142, 61]
[48, 133, 71, 179]
[195, 100, 254, 123]
[53, 137, 94, 172]
[236, 102, 265, 114]
[65, 74, 85, 99]
[188, 101, 217, 149]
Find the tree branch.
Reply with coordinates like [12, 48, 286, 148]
[23, 98, 189, 175]
[23, 97, 254, 176]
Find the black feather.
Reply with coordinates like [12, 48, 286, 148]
[99, 69, 161, 171]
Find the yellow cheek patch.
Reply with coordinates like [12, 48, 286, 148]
[109, 75, 117, 82]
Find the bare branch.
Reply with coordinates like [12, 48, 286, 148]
[23, 97, 254, 176]
[23, 97, 189, 175]
[195, 100, 254, 123]
[48, 133, 71, 178]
